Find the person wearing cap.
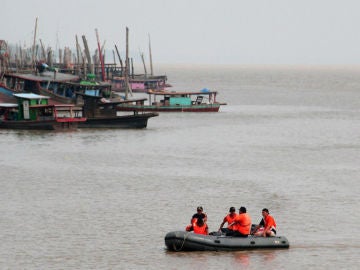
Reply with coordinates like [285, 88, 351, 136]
[229, 206, 252, 237]
[253, 208, 277, 237]
[218, 207, 238, 234]
[191, 206, 207, 224]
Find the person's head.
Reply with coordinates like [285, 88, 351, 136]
[262, 208, 269, 217]
[197, 206, 203, 213]
[196, 217, 204, 226]
[229, 207, 236, 213]
[239, 206, 246, 213]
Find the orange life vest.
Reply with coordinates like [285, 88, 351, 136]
[193, 223, 208, 235]
[264, 215, 276, 230]
[224, 213, 238, 230]
[236, 213, 252, 235]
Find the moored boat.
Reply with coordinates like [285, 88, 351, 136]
[76, 93, 158, 129]
[111, 74, 170, 93]
[165, 231, 290, 251]
[0, 93, 86, 130]
[117, 89, 226, 112]
[1, 71, 80, 104]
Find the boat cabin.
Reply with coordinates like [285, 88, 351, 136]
[11, 93, 52, 121]
[0, 93, 82, 121]
[147, 90, 218, 106]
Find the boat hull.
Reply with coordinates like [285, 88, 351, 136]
[0, 120, 80, 130]
[117, 104, 221, 112]
[165, 231, 290, 251]
[78, 113, 158, 129]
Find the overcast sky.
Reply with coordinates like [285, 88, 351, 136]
[2, 0, 360, 65]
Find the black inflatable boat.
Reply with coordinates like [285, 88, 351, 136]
[165, 231, 290, 251]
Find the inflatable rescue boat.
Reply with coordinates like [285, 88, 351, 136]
[165, 231, 290, 251]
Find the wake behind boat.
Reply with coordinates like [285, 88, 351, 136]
[165, 231, 290, 251]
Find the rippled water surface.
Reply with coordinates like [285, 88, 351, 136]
[1, 65, 359, 269]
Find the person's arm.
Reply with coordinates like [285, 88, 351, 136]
[228, 221, 236, 227]
[219, 217, 226, 231]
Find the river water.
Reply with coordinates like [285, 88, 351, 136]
[0, 65, 359, 269]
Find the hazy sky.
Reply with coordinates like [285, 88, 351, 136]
[2, 0, 360, 65]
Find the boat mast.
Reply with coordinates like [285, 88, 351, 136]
[82, 35, 94, 75]
[32, 17, 38, 72]
[140, 50, 147, 77]
[39, 39, 46, 61]
[124, 27, 132, 99]
[148, 34, 153, 76]
[75, 35, 82, 76]
[95, 28, 106, 81]
[114, 44, 124, 72]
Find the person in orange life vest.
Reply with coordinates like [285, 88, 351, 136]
[263, 208, 277, 237]
[186, 217, 208, 235]
[229, 206, 252, 237]
[253, 208, 277, 237]
[191, 206, 207, 224]
[218, 206, 238, 234]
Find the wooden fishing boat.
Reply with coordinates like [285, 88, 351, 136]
[165, 231, 290, 251]
[111, 75, 170, 93]
[0, 70, 80, 104]
[0, 93, 86, 130]
[117, 89, 226, 112]
[76, 93, 158, 129]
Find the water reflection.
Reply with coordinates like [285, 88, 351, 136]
[233, 251, 250, 267]
[233, 250, 277, 268]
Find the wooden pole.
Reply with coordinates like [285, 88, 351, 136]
[131, 58, 134, 78]
[75, 35, 81, 76]
[114, 44, 124, 71]
[124, 27, 132, 98]
[95, 28, 106, 81]
[140, 50, 147, 77]
[32, 17, 38, 71]
[82, 35, 93, 74]
[39, 39, 46, 61]
[148, 34, 153, 76]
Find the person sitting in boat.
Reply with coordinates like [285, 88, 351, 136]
[185, 217, 208, 235]
[252, 208, 277, 237]
[218, 206, 238, 234]
[191, 206, 207, 224]
[228, 206, 252, 237]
